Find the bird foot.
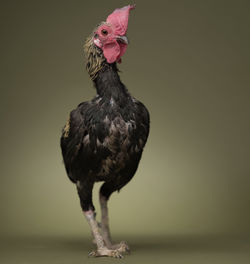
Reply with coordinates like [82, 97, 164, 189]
[109, 241, 130, 253]
[88, 247, 123, 258]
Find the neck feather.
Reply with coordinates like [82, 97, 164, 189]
[84, 35, 106, 80]
[94, 64, 129, 102]
[84, 35, 130, 101]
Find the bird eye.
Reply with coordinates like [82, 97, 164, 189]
[101, 29, 108, 35]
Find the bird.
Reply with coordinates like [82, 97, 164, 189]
[60, 5, 150, 258]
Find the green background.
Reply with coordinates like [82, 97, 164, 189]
[1, 0, 250, 263]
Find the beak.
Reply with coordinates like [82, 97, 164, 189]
[116, 35, 129, 45]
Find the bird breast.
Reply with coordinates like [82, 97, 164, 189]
[82, 115, 140, 177]
[103, 116, 133, 152]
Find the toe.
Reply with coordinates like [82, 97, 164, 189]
[111, 250, 123, 258]
[88, 250, 97, 257]
[117, 241, 130, 253]
[88, 247, 124, 258]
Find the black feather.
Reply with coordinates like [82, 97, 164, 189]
[60, 63, 150, 210]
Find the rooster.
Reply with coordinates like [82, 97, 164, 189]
[60, 5, 150, 258]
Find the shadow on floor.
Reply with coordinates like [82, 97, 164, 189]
[1, 234, 249, 254]
[129, 235, 250, 253]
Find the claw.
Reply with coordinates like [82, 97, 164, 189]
[88, 250, 97, 257]
[115, 252, 123, 259]
[120, 241, 130, 251]
[112, 241, 130, 254]
[88, 248, 124, 258]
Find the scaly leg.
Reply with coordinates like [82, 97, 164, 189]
[99, 193, 112, 247]
[76, 180, 123, 258]
[84, 210, 123, 258]
[99, 188, 130, 253]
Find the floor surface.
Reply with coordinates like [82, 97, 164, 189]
[0, 235, 250, 264]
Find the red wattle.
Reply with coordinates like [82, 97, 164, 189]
[103, 41, 121, 63]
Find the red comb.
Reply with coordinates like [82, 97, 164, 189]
[106, 5, 135, 36]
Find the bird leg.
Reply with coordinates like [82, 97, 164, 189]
[84, 210, 104, 249]
[99, 192, 130, 253]
[84, 210, 123, 258]
[77, 181, 124, 258]
[99, 193, 112, 247]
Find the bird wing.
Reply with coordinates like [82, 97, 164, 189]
[60, 102, 111, 182]
[133, 100, 150, 149]
[60, 103, 88, 182]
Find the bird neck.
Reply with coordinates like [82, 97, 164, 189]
[93, 63, 130, 101]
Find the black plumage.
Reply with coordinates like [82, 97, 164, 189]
[61, 63, 150, 210]
[60, 5, 149, 258]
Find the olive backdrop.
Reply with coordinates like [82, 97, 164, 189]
[1, 0, 250, 241]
